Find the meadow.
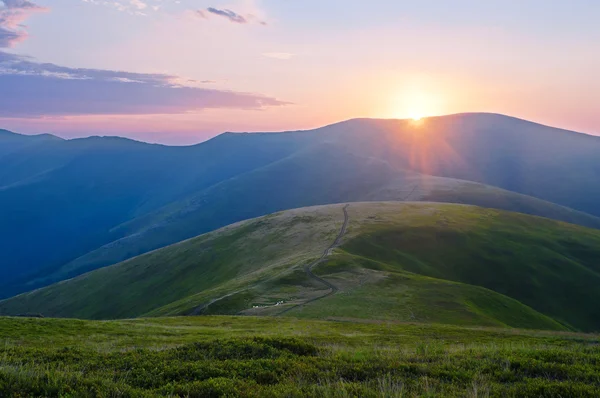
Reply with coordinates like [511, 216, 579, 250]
[1, 316, 599, 397]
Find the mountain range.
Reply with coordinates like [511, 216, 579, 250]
[1, 112, 600, 309]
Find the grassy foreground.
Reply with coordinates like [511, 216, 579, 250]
[1, 316, 599, 397]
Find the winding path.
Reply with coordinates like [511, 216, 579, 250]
[278, 204, 349, 315]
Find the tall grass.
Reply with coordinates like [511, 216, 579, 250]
[1, 315, 599, 396]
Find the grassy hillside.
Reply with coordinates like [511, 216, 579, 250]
[285, 253, 564, 331]
[0, 206, 345, 320]
[0, 316, 599, 397]
[337, 204, 600, 331]
[4, 202, 600, 332]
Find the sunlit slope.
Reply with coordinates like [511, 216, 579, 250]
[321, 114, 600, 217]
[3, 203, 600, 331]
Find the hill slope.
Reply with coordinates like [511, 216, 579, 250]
[4, 202, 600, 332]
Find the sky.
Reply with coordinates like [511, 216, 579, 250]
[1, 0, 599, 144]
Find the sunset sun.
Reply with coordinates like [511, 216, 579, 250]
[387, 83, 443, 122]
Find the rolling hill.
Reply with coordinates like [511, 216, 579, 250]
[4, 202, 600, 332]
[2, 113, 600, 299]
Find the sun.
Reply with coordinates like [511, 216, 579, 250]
[388, 97, 433, 122]
[386, 82, 444, 122]
[406, 102, 431, 122]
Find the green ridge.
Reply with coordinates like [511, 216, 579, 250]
[3, 202, 600, 332]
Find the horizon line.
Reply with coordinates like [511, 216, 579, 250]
[3, 111, 598, 147]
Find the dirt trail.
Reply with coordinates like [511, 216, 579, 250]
[191, 204, 350, 316]
[403, 183, 419, 201]
[278, 204, 349, 315]
[189, 290, 242, 316]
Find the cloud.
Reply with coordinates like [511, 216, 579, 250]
[0, 1, 284, 117]
[0, 0, 48, 47]
[0, 52, 290, 117]
[206, 7, 247, 24]
[80, 0, 155, 15]
[129, 0, 147, 10]
[2, 0, 42, 8]
[201, 7, 266, 25]
[0, 27, 21, 47]
[263, 52, 293, 60]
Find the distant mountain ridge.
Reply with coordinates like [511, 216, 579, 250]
[0, 129, 62, 158]
[0, 129, 62, 141]
[2, 113, 600, 299]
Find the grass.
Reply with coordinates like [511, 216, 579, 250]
[0, 206, 343, 320]
[339, 203, 600, 331]
[0, 316, 599, 397]
[286, 253, 565, 331]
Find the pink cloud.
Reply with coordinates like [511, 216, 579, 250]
[0, 0, 48, 47]
[0, 51, 290, 117]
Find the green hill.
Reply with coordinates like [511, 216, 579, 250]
[3, 202, 600, 332]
